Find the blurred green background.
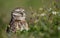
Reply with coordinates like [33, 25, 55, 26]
[0, 0, 60, 38]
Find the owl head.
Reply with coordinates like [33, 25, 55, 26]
[12, 7, 25, 16]
[11, 7, 26, 20]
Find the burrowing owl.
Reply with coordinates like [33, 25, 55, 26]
[6, 7, 29, 33]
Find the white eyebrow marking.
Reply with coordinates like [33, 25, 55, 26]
[15, 9, 20, 11]
[15, 8, 25, 12]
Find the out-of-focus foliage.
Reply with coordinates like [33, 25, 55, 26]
[0, 0, 60, 38]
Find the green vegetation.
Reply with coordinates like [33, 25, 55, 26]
[0, 0, 60, 38]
